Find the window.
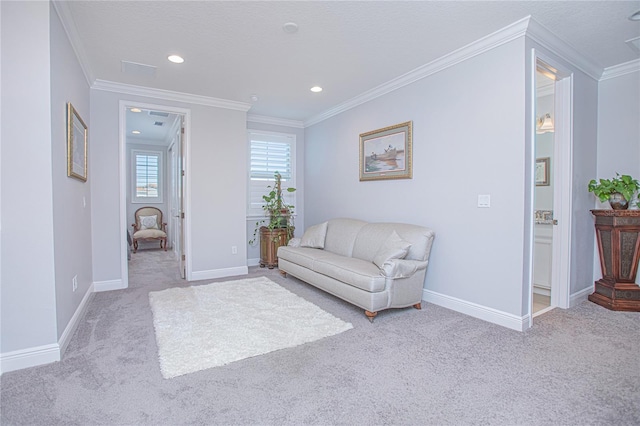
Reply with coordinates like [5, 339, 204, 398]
[248, 131, 296, 217]
[132, 149, 163, 203]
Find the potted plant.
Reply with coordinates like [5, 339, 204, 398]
[249, 172, 296, 268]
[588, 173, 640, 210]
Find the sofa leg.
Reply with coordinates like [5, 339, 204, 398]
[413, 302, 422, 310]
[279, 270, 287, 278]
[364, 310, 377, 322]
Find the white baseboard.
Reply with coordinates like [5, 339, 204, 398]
[533, 285, 551, 297]
[190, 266, 248, 282]
[93, 278, 125, 292]
[0, 344, 60, 375]
[58, 283, 95, 356]
[570, 285, 593, 307]
[423, 289, 529, 331]
[248, 257, 260, 267]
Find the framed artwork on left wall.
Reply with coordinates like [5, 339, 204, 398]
[67, 102, 88, 182]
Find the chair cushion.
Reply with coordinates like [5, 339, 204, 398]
[139, 215, 159, 230]
[133, 229, 166, 239]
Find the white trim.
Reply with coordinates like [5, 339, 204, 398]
[58, 284, 95, 356]
[600, 59, 640, 81]
[305, 17, 530, 127]
[570, 285, 593, 308]
[119, 103, 130, 291]
[423, 290, 529, 332]
[190, 266, 249, 282]
[93, 279, 125, 292]
[247, 257, 260, 267]
[526, 18, 601, 81]
[247, 114, 304, 129]
[51, 1, 93, 86]
[98, 80, 251, 112]
[0, 344, 60, 375]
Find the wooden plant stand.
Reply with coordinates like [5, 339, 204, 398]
[589, 210, 640, 311]
[259, 227, 289, 269]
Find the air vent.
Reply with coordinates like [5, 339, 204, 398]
[148, 111, 170, 118]
[154, 121, 164, 126]
[121, 60, 157, 77]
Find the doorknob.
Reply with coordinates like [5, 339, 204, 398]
[552, 219, 558, 225]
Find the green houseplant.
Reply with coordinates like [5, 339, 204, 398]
[588, 173, 640, 210]
[249, 171, 296, 245]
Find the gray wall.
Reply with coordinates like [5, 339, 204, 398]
[50, 2, 93, 341]
[596, 69, 640, 284]
[90, 91, 248, 284]
[1, 0, 58, 354]
[245, 120, 305, 264]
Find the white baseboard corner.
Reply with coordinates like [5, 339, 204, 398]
[423, 289, 528, 332]
[93, 278, 125, 292]
[570, 285, 593, 307]
[190, 266, 249, 282]
[0, 344, 60, 375]
[247, 257, 260, 267]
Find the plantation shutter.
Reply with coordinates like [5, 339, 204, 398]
[248, 131, 296, 216]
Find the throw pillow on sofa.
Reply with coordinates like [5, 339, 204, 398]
[373, 230, 412, 268]
[300, 221, 328, 248]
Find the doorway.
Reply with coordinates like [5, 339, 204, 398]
[120, 101, 190, 287]
[530, 55, 574, 322]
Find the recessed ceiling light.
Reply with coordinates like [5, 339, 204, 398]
[629, 10, 640, 21]
[283, 22, 299, 34]
[310, 86, 323, 93]
[167, 55, 184, 64]
[130, 108, 142, 113]
[250, 95, 259, 102]
[132, 130, 141, 134]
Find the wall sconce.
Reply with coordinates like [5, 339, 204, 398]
[536, 113, 555, 134]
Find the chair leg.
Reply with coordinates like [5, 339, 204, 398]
[163, 238, 167, 251]
[133, 240, 138, 253]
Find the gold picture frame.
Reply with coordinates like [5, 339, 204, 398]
[536, 157, 550, 186]
[359, 121, 412, 181]
[67, 102, 88, 182]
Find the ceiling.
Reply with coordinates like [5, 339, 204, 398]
[60, 1, 640, 128]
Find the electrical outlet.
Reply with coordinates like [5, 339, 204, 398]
[231, 246, 238, 255]
[72, 275, 78, 292]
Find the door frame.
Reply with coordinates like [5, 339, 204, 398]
[527, 50, 574, 326]
[118, 100, 192, 287]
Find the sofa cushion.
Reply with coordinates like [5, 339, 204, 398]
[313, 256, 386, 293]
[323, 218, 367, 257]
[373, 230, 412, 268]
[277, 246, 334, 270]
[300, 221, 328, 248]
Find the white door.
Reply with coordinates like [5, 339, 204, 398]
[169, 121, 186, 278]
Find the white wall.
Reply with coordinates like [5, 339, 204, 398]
[1, 1, 58, 355]
[245, 120, 305, 265]
[305, 39, 529, 319]
[90, 90, 249, 285]
[50, 2, 93, 343]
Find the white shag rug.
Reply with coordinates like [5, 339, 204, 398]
[149, 276, 353, 379]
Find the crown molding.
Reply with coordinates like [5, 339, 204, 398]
[92, 80, 252, 112]
[51, 0, 94, 86]
[304, 17, 531, 127]
[247, 114, 304, 129]
[600, 59, 640, 81]
[525, 17, 602, 81]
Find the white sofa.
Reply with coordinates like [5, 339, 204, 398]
[277, 218, 435, 320]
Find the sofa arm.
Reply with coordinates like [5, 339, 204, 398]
[379, 259, 427, 279]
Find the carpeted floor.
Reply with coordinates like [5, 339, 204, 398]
[1, 249, 639, 425]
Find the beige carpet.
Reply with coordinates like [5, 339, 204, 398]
[149, 276, 353, 378]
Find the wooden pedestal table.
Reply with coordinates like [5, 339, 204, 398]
[589, 210, 640, 311]
[259, 227, 289, 269]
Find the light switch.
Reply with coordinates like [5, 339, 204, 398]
[478, 194, 491, 208]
